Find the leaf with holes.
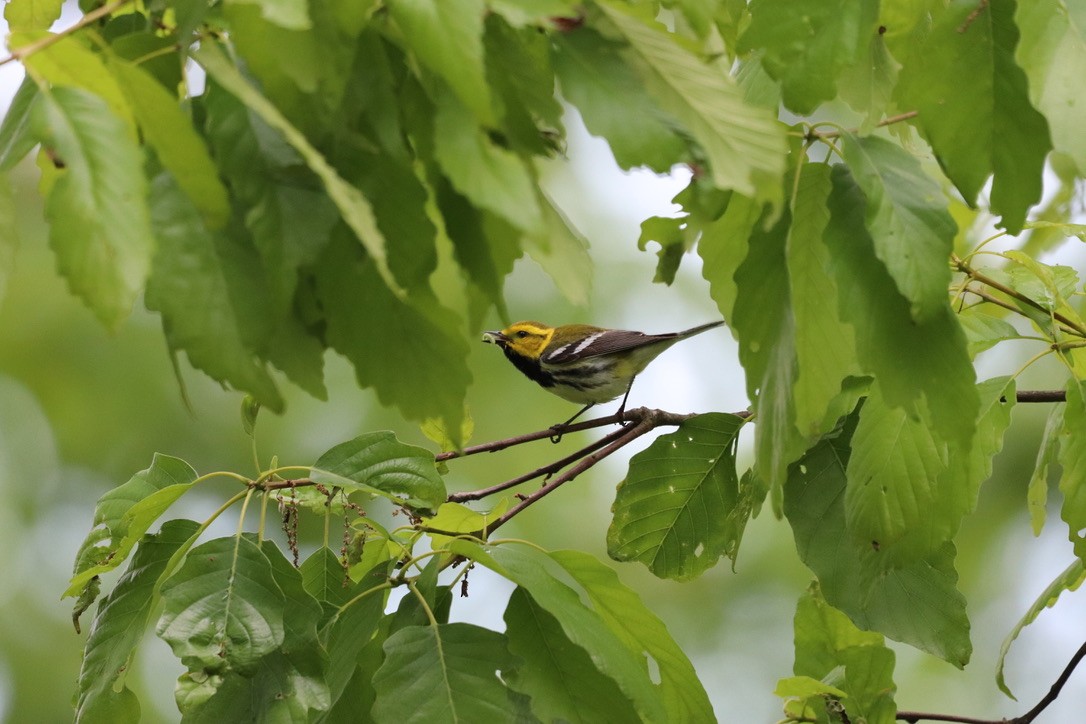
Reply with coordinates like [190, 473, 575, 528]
[609, 413, 748, 580]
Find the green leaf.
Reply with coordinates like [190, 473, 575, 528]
[0, 173, 16, 303]
[157, 536, 286, 674]
[144, 171, 285, 412]
[488, 0, 577, 26]
[792, 585, 898, 724]
[4, 0, 63, 30]
[0, 76, 40, 171]
[75, 520, 200, 724]
[1015, 0, 1086, 173]
[193, 42, 403, 296]
[108, 58, 231, 229]
[638, 215, 687, 285]
[13, 31, 137, 136]
[225, 0, 311, 29]
[837, 31, 901, 130]
[609, 413, 748, 579]
[552, 26, 687, 173]
[597, 0, 786, 206]
[825, 164, 978, 448]
[845, 387, 949, 563]
[957, 307, 1022, 357]
[1002, 250, 1082, 314]
[387, 0, 494, 125]
[732, 201, 808, 492]
[448, 541, 668, 722]
[739, 0, 879, 114]
[29, 87, 154, 328]
[503, 586, 639, 723]
[522, 192, 593, 305]
[698, 191, 761, 323]
[66, 454, 198, 598]
[996, 558, 1086, 699]
[312, 431, 447, 513]
[371, 624, 514, 723]
[1028, 403, 1064, 535]
[549, 548, 715, 723]
[314, 228, 472, 440]
[783, 410, 973, 666]
[786, 163, 861, 438]
[433, 88, 542, 234]
[320, 563, 390, 709]
[840, 133, 956, 323]
[301, 547, 352, 614]
[1059, 380, 1086, 559]
[895, 0, 1050, 233]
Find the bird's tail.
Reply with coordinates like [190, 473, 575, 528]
[676, 320, 726, 339]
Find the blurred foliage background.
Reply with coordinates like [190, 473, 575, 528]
[1, 60, 1084, 724]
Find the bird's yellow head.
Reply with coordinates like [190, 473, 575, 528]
[481, 321, 554, 360]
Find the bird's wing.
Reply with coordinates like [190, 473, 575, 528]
[542, 329, 673, 364]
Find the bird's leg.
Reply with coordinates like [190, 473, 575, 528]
[615, 378, 636, 426]
[549, 403, 594, 444]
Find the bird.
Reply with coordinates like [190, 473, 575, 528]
[481, 320, 724, 430]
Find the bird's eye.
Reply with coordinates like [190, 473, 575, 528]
[515, 330, 530, 339]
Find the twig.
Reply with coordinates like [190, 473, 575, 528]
[897, 638, 1086, 723]
[483, 417, 657, 537]
[447, 425, 633, 503]
[800, 111, 919, 141]
[954, 255, 1086, 338]
[0, 0, 132, 68]
[1015, 390, 1066, 403]
[435, 406, 697, 462]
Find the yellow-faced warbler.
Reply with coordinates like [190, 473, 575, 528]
[482, 320, 724, 427]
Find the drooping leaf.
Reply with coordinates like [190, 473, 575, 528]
[311, 431, 446, 513]
[29, 87, 154, 328]
[550, 548, 715, 723]
[784, 409, 972, 666]
[13, 31, 137, 136]
[523, 191, 593, 306]
[824, 164, 978, 448]
[1015, 0, 1086, 173]
[837, 30, 901, 130]
[957, 307, 1023, 357]
[740, 0, 879, 114]
[448, 540, 668, 722]
[608, 413, 748, 579]
[144, 171, 285, 412]
[698, 191, 760, 323]
[1059, 380, 1086, 559]
[791, 585, 898, 724]
[433, 87, 542, 234]
[386, 0, 494, 125]
[840, 133, 956, 323]
[845, 387, 949, 563]
[786, 163, 860, 438]
[996, 558, 1086, 699]
[157, 535, 286, 675]
[552, 26, 687, 173]
[597, 0, 786, 206]
[75, 520, 200, 724]
[320, 562, 390, 710]
[371, 624, 514, 723]
[193, 42, 402, 295]
[503, 587, 639, 723]
[67, 454, 198, 598]
[1028, 403, 1064, 535]
[895, 0, 1050, 233]
[108, 58, 230, 229]
[0, 76, 40, 171]
[314, 229, 472, 440]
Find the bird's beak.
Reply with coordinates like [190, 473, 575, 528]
[481, 330, 507, 345]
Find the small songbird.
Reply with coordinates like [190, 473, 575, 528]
[482, 320, 724, 428]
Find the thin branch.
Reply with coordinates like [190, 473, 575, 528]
[483, 417, 657, 538]
[1015, 390, 1066, 403]
[954, 255, 1086, 338]
[446, 425, 633, 503]
[435, 406, 698, 462]
[797, 111, 919, 140]
[898, 638, 1086, 724]
[0, 0, 132, 68]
